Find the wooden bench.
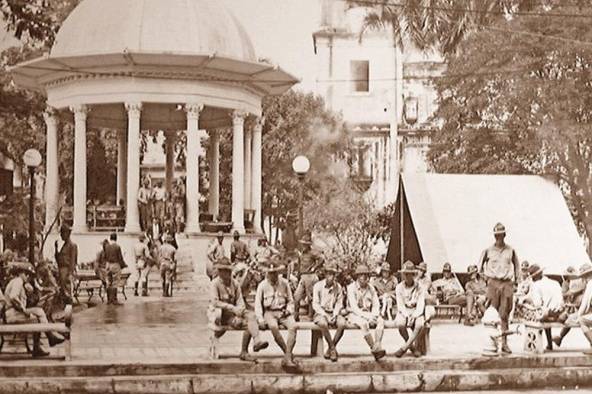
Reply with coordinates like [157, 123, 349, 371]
[208, 319, 431, 360]
[434, 305, 464, 323]
[0, 305, 73, 360]
[521, 320, 580, 354]
[73, 271, 104, 304]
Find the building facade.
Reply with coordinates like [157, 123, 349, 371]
[313, 1, 444, 207]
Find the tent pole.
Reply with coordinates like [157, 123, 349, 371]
[400, 179, 404, 267]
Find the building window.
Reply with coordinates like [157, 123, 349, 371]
[350, 60, 369, 92]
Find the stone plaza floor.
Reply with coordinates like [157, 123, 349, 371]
[2, 293, 589, 364]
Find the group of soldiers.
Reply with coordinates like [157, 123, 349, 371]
[208, 221, 592, 367]
[137, 176, 186, 236]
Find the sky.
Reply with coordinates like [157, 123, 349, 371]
[220, 0, 320, 92]
[0, 0, 322, 92]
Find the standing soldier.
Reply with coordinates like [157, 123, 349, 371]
[479, 222, 520, 354]
[54, 224, 77, 303]
[255, 259, 299, 370]
[103, 233, 127, 305]
[133, 234, 152, 297]
[172, 178, 186, 233]
[312, 261, 346, 362]
[346, 264, 386, 361]
[208, 257, 269, 362]
[207, 231, 227, 279]
[293, 232, 322, 321]
[160, 235, 177, 297]
[152, 181, 167, 232]
[137, 177, 153, 233]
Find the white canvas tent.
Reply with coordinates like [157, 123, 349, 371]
[386, 173, 590, 274]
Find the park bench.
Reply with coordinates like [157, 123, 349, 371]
[0, 305, 73, 360]
[72, 271, 130, 304]
[208, 317, 430, 360]
[521, 320, 580, 354]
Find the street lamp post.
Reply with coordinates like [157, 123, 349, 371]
[23, 149, 42, 266]
[291, 155, 310, 239]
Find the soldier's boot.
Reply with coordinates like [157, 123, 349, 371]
[31, 334, 49, 358]
[162, 280, 167, 297]
[134, 282, 139, 297]
[141, 282, 148, 297]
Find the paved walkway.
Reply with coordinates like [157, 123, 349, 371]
[1, 294, 591, 364]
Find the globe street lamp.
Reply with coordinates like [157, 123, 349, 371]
[23, 148, 42, 265]
[292, 155, 310, 239]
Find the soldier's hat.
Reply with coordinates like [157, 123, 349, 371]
[563, 266, 578, 279]
[417, 262, 428, 272]
[442, 262, 452, 272]
[521, 260, 530, 271]
[216, 231, 224, 238]
[379, 262, 391, 273]
[467, 265, 478, 275]
[493, 223, 506, 235]
[214, 257, 233, 271]
[399, 261, 417, 274]
[579, 263, 592, 278]
[10, 262, 35, 276]
[299, 232, 313, 245]
[265, 261, 285, 273]
[324, 261, 340, 273]
[354, 264, 372, 276]
[528, 264, 544, 278]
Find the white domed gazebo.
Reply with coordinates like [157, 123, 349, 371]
[11, 0, 298, 261]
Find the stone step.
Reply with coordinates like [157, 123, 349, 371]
[0, 365, 590, 393]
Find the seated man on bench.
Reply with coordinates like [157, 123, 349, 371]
[346, 264, 386, 361]
[465, 265, 487, 326]
[372, 262, 397, 320]
[312, 261, 346, 362]
[394, 261, 427, 358]
[554, 263, 592, 347]
[524, 264, 566, 350]
[255, 259, 298, 370]
[575, 264, 592, 355]
[209, 258, 268, 362]
[432, 263, 467, 316]
[4, 264, 65, 358]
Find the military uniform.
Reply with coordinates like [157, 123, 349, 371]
[55, 231, 78, 302]
[293, 248, 321, 320]
[206, 234, 227, 279]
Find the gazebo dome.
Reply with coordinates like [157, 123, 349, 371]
[51, 0, 257, 62]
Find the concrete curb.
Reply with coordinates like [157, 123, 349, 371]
[0, 367, 590, 394]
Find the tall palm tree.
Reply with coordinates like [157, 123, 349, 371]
[349, 0, 563, 55]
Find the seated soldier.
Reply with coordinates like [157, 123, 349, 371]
[577, 264, 592, 355]
[372, 262, 397, 320]
[416, 262, 437, 322]
[255, 259, 298, 369]
[524, 264, 567, 350]
[4, 264, 65, 358]
[208, 258, 268, 362]
[432, 263, 467, 307]
[464, 265, 487, 326]
[312, 262, 346, 362]
[394, 261, 427, 358]
[555, 263, 592, 347]
[346, 264, 386, 361]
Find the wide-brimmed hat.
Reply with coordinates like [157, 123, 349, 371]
[324, 261, 339, 273]
[214, 257, 233, 271]
[579, 263, 592, 278]
[467, 265, 478, 274]
[563, 266, 577, 279]
[354, 264, 372, 276]
[521, 260, 530, 271]
[299, 232, 313, 245]
[442, 262, 452, 272]
[379, 262, 391, 273]
[265, 261, 285, 273]
[399, 261, 416, 274]
[417, 262, 427, 272]
[216, 231, 224, 238]
[493, 223, 506, 235]
[528, 264, 544, 278]
[10, 262, 35, 276]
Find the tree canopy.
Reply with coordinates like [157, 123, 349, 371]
[427, 2, 592, 250]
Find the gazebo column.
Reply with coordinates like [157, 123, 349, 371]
[165, 131, 176, 194]
[71, 105, 89, 232]
[44, 107, 59, 232]
[124, 102, 142, 233]
[185, 104, 203, 233]
[251, 117, 264, 233]
[116, 130, 127, 206]
[208, 129, 220, 218]
[244, 128, 252, 210]
[232, 110, 247, 233]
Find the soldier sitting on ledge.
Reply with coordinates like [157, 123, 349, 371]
[208, 258, 269, 362]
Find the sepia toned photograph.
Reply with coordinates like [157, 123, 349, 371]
[0, 0, 591, 393]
